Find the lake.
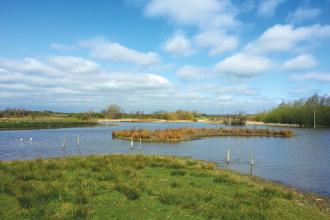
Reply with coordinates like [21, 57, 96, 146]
[0, 122, 329, 196]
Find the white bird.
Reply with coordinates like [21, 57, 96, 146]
[30, 137, 33, 141]
[20, 138, 23, 142]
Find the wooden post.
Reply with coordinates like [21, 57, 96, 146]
[77, 136, 80, 154]
[314, 103, 316, 129]
[250, 152, 254, 166]
[61, 134, 66, 156]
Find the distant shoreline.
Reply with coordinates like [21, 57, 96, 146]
[97, 118, 199, 123]
[98, 118, 304, 128]
[245, 121, 301, 127]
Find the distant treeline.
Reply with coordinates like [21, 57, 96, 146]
[100, 104, 200, 121]
[0, 108, 55, 118]
[0, 105, 201, 121]
[252, 94, 330, 127]
[1, 105, 248, 124]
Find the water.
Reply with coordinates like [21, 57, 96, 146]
[0, 122, 330, 196]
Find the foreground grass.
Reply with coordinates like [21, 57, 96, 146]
[0, 118, 97, 130]
[0, 155, 329, 219]
[112, 127, 294, 142]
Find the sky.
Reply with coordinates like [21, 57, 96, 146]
[0, 0, 330, 114]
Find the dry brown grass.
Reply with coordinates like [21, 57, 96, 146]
[112, 127, 294, 142]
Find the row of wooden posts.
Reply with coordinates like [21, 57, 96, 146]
[226, 149, 255, 166]
[60, 134, 80, 155]
[59, 135, 255, 165]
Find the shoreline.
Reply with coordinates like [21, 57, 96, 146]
[0, 154, 329, 219]
[0, 153, 328, 199]
[97, 118, 199, 123]
[245, 120, 302, 127]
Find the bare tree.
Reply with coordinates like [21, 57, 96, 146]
[103, 104, 122, 119]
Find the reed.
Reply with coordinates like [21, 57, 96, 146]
[112, 127, 294, 142]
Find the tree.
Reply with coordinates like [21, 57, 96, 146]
[103, 104, 122, 119]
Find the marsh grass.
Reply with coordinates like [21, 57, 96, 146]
[0, 154, 329, 219]
[0, 118, 97, 130]
[112, 127, 294, 142]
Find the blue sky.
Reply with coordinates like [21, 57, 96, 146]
[1, 0, 330, 113]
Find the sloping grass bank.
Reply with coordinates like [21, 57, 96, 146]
[0, 155, 329, 219]
[112, 127, 294, 142]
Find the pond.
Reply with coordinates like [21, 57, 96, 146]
[0, 122, 329, 196]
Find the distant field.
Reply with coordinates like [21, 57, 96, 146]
[112, 127, 295, 142]
[0, 155, 329, 219]
[0, 118, 97, 130]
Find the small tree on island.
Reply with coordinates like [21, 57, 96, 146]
[103, 104, 123, 119]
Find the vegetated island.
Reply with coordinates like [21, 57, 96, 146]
[0, 155, 329, 219]
[112, 127, 294, 142]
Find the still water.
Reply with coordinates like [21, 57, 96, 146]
[0, 122, 329, 196]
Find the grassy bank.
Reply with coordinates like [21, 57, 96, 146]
[0, 118, 97, 130]
[0, 155, 329, 219]
[112, 127, 294, 142]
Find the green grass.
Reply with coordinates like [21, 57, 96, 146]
[0, 155, 329, 219]
[0, 118, 97, 130]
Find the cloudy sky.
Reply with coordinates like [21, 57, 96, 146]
[1, 0, 330, 113]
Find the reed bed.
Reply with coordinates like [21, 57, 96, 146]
[112, 127, 294, 142]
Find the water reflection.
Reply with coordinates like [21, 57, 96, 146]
[0, 122, 329, 196]
[250, 165, 254, 176]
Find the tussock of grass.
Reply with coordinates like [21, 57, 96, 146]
[114, 184, 140, 200]
[0, 154, 328, 219]
[170, 170, 186, 176]
[112, 127, 294, 142]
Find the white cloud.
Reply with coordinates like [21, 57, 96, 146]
[0, 57, 171, 102]
[214, 53, 272, 77]
[0, 58, 58, 76]
[193, 30, 239, 55]
[281, 54, 317, 71]
[144, 0, 239, 29]
[162, 33, 195, 56]
[257, 0, 286, 17]
[105, 72, 170, 89]
[81, 38, 160, 66]
[288, 7, 322, 24]
[50, 43, 74, 51]
[49, 56, 101, 74]
[203, 84, 258, 96]
[176, 65, 205, 80]
[292, 72, 330, 83]
[245, 24, 330, 54]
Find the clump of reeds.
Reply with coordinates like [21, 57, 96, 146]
[112, 127, 294, 142]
